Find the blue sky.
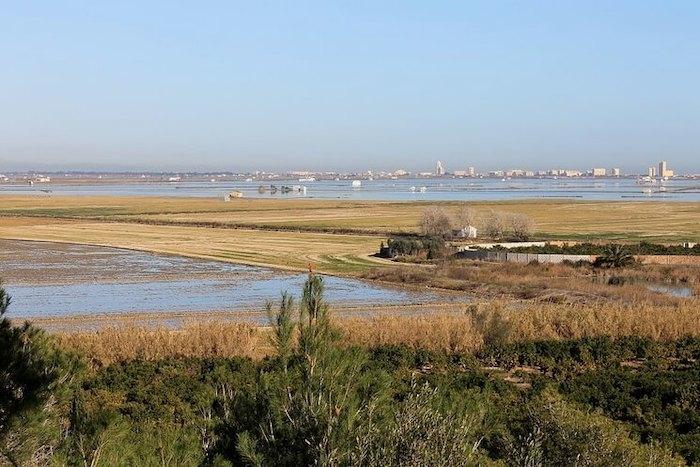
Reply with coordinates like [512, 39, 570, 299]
[1, 1, 698, 172]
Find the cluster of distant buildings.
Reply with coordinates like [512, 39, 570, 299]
[646, 160, 674, 179]
[0, 173, 51, 184]
[429, 160, 678, 180]
[0, 160, 691, 184]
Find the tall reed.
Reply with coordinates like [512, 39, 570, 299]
[56, 300, 700, 367]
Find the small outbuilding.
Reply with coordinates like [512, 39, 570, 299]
[454, 225, 478, 239]
[224, 190, 244, 201]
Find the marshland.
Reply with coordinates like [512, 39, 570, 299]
[2, 195, 700, 465]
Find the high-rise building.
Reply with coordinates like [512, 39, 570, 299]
[658, 160, 667, 178]
[592, 168, 606, 177]
[611, 168, 620, 177]
[648, 167, 656, 178]
[467, 166, 475, 176]
[658, 160, 673, 178]
[435, 160, 445, 176]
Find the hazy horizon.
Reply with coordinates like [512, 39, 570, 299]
[0, 159, 695, 176]
[2, 1, 699, 173]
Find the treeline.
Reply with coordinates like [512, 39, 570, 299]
[2, 278, 699, 465]
[506, 241, 700, 256]
[420, 206, 536, 241]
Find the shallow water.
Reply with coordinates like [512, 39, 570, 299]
[5, 276, 448, 317]
[646, 283, 694, 298]
[2, 178, 699, 201]
[597, 275, 694, 298]
[0, 240, 451, 318]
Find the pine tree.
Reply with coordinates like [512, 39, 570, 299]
[0, 282, 79, 465]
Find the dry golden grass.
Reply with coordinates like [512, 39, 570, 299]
[341, 300, 700, 350]
[55, 299, 700, 367]
[494, 300, 700, 341]
[339, 312, 483, 354]
[57, 322, 272, 366]
[1, 195, 698, 241]
[134, 200, 700, 242]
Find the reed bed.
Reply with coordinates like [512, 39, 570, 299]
[366, 260, 699, 304]
[56, 299, 700, 367]
[58, 322, 273, 366]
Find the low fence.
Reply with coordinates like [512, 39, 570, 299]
[456, 250, 700, 265]
[455, 250, 595, 264]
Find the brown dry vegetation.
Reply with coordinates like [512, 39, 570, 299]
[56, 299, 700, 367]
[365, 260, 700, 303]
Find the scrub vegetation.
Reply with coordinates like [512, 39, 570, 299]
[506, 241, 700, 256]
[3, 276, 700, 465]
[365, 259, 700, 302]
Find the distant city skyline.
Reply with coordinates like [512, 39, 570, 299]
[2, 2, 699, 172]
[0, 159, 691, 178]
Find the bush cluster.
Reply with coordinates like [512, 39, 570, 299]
[507, 241, 700, 256]
[379, 235, 449, 260]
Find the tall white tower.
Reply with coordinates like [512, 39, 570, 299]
[435, 160, 445, 176]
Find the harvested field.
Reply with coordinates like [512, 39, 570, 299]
[1, 195, 698, 241]
[0, 218, 386, 275]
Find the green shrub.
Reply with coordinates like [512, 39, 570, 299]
[561, 362, 700, 464]
[501, 389, 685, 466]
[593, 245, 636, 268]
[380, 235, 450, 259]
[0, 283, 81, 465]
[508, 241, 700, 256]
[228, 275, 385, 465]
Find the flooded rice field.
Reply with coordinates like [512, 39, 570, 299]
[0, 240, 455, 321]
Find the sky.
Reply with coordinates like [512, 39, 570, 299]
[1, 1, 699, 173]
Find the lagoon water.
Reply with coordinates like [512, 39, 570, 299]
[2, 177, 699, 201]
[0, 240, 448, 318]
